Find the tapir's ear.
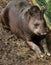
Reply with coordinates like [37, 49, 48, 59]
[41, 6, 46, 14]
[28, 6, 40, 16]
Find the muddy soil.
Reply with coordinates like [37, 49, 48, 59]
[0, 0, 51, 65]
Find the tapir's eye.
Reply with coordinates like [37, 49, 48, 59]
[34, 24, 39, 26]
[34, 24, 39, 28]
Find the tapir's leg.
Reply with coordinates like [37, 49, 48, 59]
[40, 39, 51, 56]
[1, 8, 9, 29]
[26, 41, 44, 58]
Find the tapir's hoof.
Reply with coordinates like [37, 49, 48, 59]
[46, 53, 51, 57]
[37, 54, 45, 59]
[40, 54, 44, 58]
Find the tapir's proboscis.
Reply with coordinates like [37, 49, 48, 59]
[0, 0, 50, 58]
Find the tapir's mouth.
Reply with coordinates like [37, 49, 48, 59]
[36, 32, 47, 36]
[36, 34, 46, 39]
[40, 32, 47, 36]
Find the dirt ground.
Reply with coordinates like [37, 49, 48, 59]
[0, 0, 51, 65]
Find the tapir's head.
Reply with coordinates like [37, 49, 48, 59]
[25, 6, 47, 36]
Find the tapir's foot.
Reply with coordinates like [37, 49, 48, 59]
[37, 51, 51, 59]
[45, 52, 51, 57]
[26, 41, 45, 59]
[37, 53, 45, 59]
[47, 53, 51, 56]
[40, 54, 45, 58]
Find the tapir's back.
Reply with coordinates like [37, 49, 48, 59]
[6, 0, 31, 14]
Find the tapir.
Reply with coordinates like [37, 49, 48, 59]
[0, 0, 50, 58]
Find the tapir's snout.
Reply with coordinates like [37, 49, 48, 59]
[40, 32, 47, 36]
[36, 31, 47, 36]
